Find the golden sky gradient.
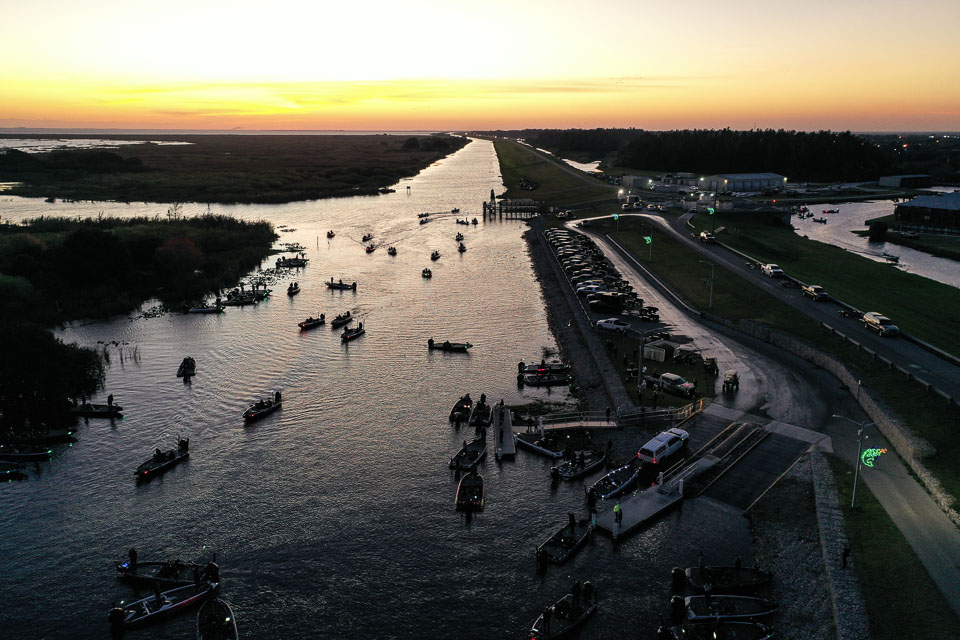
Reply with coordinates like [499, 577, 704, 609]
[2, 0, 959, 130]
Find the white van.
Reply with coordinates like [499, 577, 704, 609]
[637, 428, 689, 465]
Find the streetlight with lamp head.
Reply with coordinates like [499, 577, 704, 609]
[831, 414, 875, 509]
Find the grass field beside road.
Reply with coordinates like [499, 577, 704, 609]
[688, 211, 960, 355]
[828, 455, 960, 640]
[491, 139, 615, 207]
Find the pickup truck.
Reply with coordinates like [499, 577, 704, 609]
[642, 373, 696, 398]
[802, 284, 829, 301]
[760, 263, 784, 278]
[596, 317, 631, 332]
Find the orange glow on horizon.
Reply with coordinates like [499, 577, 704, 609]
[2, 0, 959, 132]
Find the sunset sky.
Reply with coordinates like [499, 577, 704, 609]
[2, 0, 959, 131]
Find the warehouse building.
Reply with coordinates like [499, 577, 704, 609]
[895, 191, 960, 232]
[878, 174, 930, 188]
[701, 172, 787, 193]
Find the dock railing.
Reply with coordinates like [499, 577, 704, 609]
[533, 399, 704, 432]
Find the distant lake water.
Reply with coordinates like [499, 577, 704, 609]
[0, 138, 750, 639]
[790, 199, 960, 289]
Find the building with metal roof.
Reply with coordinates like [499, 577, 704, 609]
[700, 173, 787, 193]
[895, 191, 960, 231]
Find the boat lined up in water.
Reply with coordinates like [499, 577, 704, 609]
[362, 233, 373, 242]
[530, 584, 598, 640]
[388, 246, 397, 256]
[287, 282, 300, 296]
[326, 278, 357, 291]
[681, 565, 773, 594]
[0, 462, 28, 480]
[514, 431, 564, 458]
[551, 452, 606, 481]
[672, 594, 778, 623]
[0, 445, 53, 462]
[468, 397, 491, 429]
[70, 402, 123, 418]
[243, 392, 282, 422]
[197, 597, 238, 640]
[449, 436, 486, 469]
[589, 461, 640, 500]
[116, 559, 204, 589]
[276, 253, 308, 268]
[660, 622, 774, 639]
[430, 250, 441, 261]
[330, 311, 353, 328]
[109, 581, 217, 630]
[188, 301, 224, 314]
[422, 268, 432, 278]
[135, 437, 190, 483]
[536, 513, 591, 564]
[449, 394, 473, 422]
[428, 338, 473, 352]
[298, 314, 325, 330]
[455, 470, 484, 511]
[521, 372, 572, 387]
[341, 322, 365, 342]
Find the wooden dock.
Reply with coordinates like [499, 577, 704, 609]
[594, 488, 683, 539]
[492, 402, 516, 461]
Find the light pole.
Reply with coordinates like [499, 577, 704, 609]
[639, 222, 654, 263]
[699, 260, 715, 309]
[636, 327, 662, 403]
[832, 414, 875, 509]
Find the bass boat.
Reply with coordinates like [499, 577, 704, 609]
[455, 470, 484, 511]
[135, 438, 190, 483]
[197, 597, 239, 640]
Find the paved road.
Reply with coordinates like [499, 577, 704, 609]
[563, 224, 960, 617]
[627, 211, 960, 400]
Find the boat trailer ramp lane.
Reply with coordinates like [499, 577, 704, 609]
[594, 403, 830, 539]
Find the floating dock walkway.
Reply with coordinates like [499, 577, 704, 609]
[492, 401, 516, 461]
[594, 479, 685, 539]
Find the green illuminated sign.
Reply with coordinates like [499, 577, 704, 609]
[861, 447, 888, 468]
[643, 236, 652, 245]
[613, 213, 619, 220]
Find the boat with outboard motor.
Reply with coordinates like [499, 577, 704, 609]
[589, 461, 640, 500]
[188, 301, 224, 314]
[519, 360, 571, 375]
[197, 596, 238, 640]
[530, 584, 598, 640]
[455, 469, 484, 511]
[388, 246, 397, 256]
[326, 278, 357, 291]
[471, 218, 478, 225]
[514, 431, 564, 458]
[177, 357, 196, 378]
[276, 255, 308, 268]
[108, 581, 217, 630]
[521, 372, 572, 387]
[680, 565, 773, 594]
[449, 436, 487, 469]
[430, 250, 440, 260]
[116, 558, 207, 589]
[428, 338, 473, 352]
[422, 268, 432, 278]
[135, 437, 189, 483]
[672, 594, 778, 623]
[468, 397, 491, 429]
[243, 392, 282, 422]
[418, 212, 431, 218]
[362, 233, 373, 242]
[365, 244, 376, 253]
[456, 218, 470, 226]
[0, 445, 52, 463]
[327, 230, 335, 238]
[298, 314, 325, 330]
[70, 402, 123, 418]
[419, 217, 430, 225]
[341, 322, 365, 342]
[451, 207, 460, 214]
[455, 232, 464, 241]
[823, 208, 840, 214]
[813, 217, 827, 224]
[449, 394, 473, 422]
[330, 311, 353, 328]
[551, 452, 606, 481]
[536, 513, 592, 564]
[457, 242, 466, 253]
[287, 282, 300, 296]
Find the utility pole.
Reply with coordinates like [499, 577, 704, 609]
[699, 260, 715, 309]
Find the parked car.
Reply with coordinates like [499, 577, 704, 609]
[596, 317, 631, 332]
[861, 312, 899, 336]
[802, 284, 829, 301]
[760, 263, 784, 278]
[699, 231, 716, 243]
[637, 428, 689, 465]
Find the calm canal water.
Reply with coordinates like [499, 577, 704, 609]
[0, 139, 749, 639]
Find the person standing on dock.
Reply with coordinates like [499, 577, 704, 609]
[128, 547, 137, 571]
[614, 501, 623, 537]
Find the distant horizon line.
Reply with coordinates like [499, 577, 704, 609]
[1, 127, 959, 136]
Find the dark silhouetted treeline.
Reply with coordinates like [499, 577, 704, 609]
[473, 128, 960, 182]
[0, 134, 469, 204]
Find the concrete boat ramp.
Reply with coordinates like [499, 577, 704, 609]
[492, 401, 516, 461]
